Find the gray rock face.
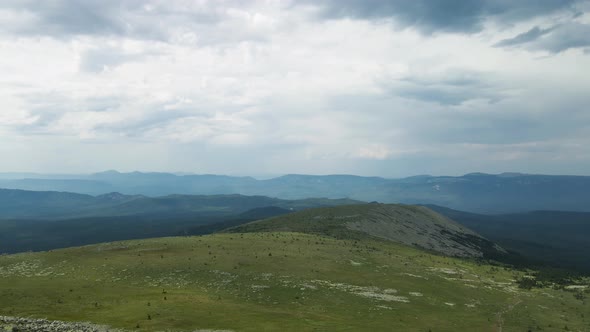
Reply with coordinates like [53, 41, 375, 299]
[345, 205, 506, 257]
[0, 316, 124, 332]
[230, 203, 507, 258]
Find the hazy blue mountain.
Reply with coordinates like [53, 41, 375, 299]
[0, 173, 83, 180]
[0, 189, 105, 219]
[87, 171, 258, 196]
[1, 171, 590, 213]
[0, 179, 115, 195]
[0, 188, 360, 220]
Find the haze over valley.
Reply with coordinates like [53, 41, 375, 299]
[2, 170, 590, 213]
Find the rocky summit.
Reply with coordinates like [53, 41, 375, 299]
[227, 203, 506, 258]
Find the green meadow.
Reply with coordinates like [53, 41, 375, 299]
[0, 232, 588, 331]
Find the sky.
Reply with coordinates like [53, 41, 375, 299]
[1, 0, 590, 177]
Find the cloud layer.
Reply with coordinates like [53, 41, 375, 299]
[0, 0, 589, 176]
[311, 0, 583, 32]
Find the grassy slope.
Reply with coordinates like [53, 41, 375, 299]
[0, 232, 588, 331]
[226, 204, 505, 258]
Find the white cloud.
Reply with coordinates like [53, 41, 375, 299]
[357, 145, 393, 160]
[0, 1, 588, 176]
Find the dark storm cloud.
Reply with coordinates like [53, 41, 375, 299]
[495, 22, 590, 53]
[396, 86, 491, 106]
[531, 23, 590, 52]
[0, 0, 128, 36]
[309, 0, 578, 33]
[387, 71, 503, 106]
[0, 0, 221, 39]
[0, 0, 275, 48]
[494, 26, 557, 47]
[1, 1, 589, 176]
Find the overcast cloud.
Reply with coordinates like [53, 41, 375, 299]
[0, 0, 589, 177]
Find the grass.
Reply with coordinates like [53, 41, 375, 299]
[226, 203, 504, 258]
[0, 232, 589, 331]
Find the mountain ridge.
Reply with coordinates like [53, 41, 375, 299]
[226, 203, 506, 259]
[2, 171, 590, 213]
[0, 188, 361, 220]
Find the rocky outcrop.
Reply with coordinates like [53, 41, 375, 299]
[229, 203, 506, 258]
[0, 316, 123, 332]
[345, 205, 506, 258]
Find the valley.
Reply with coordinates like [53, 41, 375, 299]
[430, 206, 590, 272]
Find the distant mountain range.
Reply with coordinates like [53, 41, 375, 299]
[2, 171, 590, 213]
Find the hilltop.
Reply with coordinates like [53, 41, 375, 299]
[227, 204, 506, 258]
